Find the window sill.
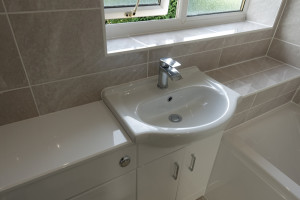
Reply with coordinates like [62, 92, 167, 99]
[106, 21, 271, 55]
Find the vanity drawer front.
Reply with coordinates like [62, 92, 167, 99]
[0, 145, 136, 200]
[71, 171, 136, 200]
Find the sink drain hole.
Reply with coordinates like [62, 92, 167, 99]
[169, 114, 182, 123]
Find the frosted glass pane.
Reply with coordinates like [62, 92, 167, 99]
[104, 0, 159, 7]
[187, 0, 244, 16]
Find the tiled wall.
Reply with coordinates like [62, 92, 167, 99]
[206, 57, 300, 130]
[267, 0, 300, 105]
[268, 0, 300, 68]
[0, 0, 280, 126]
[206, 0, 300, 130]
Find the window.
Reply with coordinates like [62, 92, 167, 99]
[187, 0, 246, 16]
[104, 0, 248, 39]
[104, 0, 170, 19]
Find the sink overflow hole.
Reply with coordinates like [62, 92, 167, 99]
[169, 114, 182, 123]
[168, 96, 173, 102]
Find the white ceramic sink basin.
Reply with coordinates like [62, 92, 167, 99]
[137, 86, 228, 128]
[102, 67, 240, 147]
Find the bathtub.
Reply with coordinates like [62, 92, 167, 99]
[206, 103, 300, 200]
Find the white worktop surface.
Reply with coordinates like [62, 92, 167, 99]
[0, 101, 132, 193]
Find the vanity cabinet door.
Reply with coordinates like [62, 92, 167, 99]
[176, 132, 223, 200]
[70, 171, 136, 200]
[1, 145, 136, 200]
[137, 149, 185, 200]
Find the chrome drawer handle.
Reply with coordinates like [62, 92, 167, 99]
[189, 154, 196, 172]
[119, 156, 131, 167]
[172, 162, 179, 180]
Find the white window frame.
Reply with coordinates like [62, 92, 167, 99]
[105, 0, 250, 39]
[105, 0, 170, 19]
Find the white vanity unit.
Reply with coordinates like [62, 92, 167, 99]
[0, 67, 239, 200]
[137, 132, 223, 200]
[102, 66, 240, 200]
[0, 102, 136, 200]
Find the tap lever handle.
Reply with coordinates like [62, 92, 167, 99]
[160, 58, 181, 68]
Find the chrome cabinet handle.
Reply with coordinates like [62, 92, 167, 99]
[172, 162, 180, 180]
[119, 156, 131, 167]
[189, 154, 196, 172]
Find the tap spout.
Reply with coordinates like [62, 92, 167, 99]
[157, 58, 182, 89]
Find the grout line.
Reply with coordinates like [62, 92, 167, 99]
[31, 62, 149, 87]
[205, 56, 267, 72]
[265, 55, 286, 65]
[291, 87, 299, 102]
[290, 101, 300, 108]
[246, 20, 271, 28]
[223, 38, 271, 49]
[146, 50, 149, 77]
[272, 37, 300, 48]
[0, 86, 30, 94]
[241, 98, 253, 125]
[224, 66, 300, 96]
[222, 65, 283, 85]
[266, 55, 300, 70]
[147, 37, 273, 71]
[2, 0, 41, 115]
[248, 93, 257, 109]
[146, 38, 271, 66]
[208, 56, 283, 81]
[6, 7, 101, 15]
[266, 0, 288, 55]
[147, 47, 224, 65]
[216, 45, 224, 68]
[249, 89, 295, 110]
[237, 91, 295, 129]
[227, 101, 291, 131]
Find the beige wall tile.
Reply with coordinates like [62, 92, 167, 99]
[0, 88, 38, 125]
[225, 64, 300, 97]
[225, 110, 249, 130]
[268, 39, 300, 68]
[271, 0, 287, 35]
[246, 0, 283, 26]
[147, 61, 159, 77]
[224, 29, 273, 47]
[32, 64, 147, 114]
[235, 94, 256, 113]
[9, 10, 107, 84]
[274, 0, 300, 46]
[0, 2, 4, 12]
[263, 64, 300, 83]
[252, 83, 287, 106]
[293, 89, 300, 105]
[225, 79, 257, 96]
[247, 91, 295, 120]
[176, 49, 222, 72]
[206, 57, 282, 84]
[0, 15, 28, 91]
[148, 38, 224, 62]
[282, 78, 300, 94]
[225, 57, 281, 79]
[3, 0, 100, 12]
[219, 39, 271, 67]
[205, 69, 233, 83]
[148, 49, 222, 76]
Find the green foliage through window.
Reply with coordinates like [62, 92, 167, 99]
[105, 0, 178, 24]
[187, 0, 245, 16]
